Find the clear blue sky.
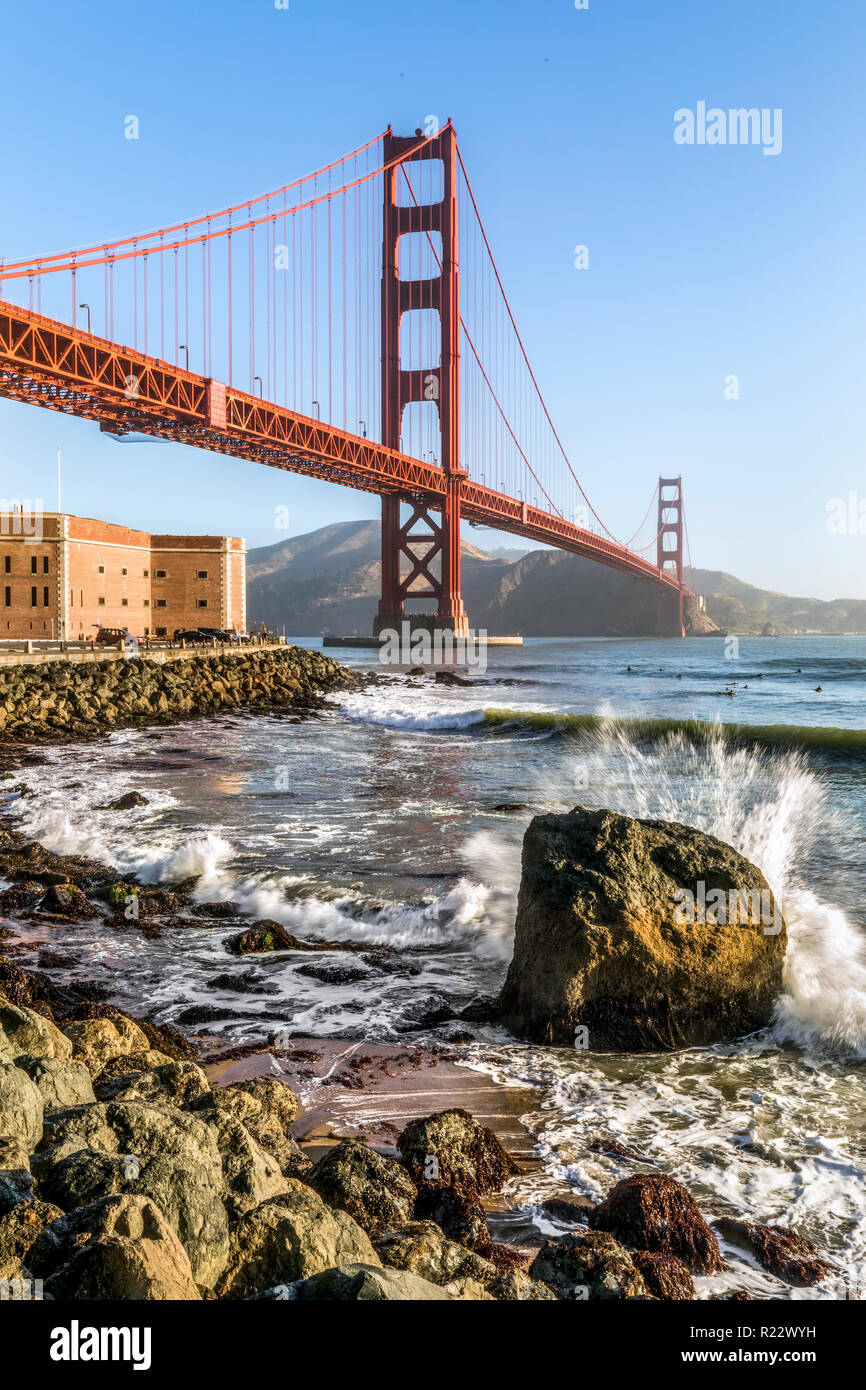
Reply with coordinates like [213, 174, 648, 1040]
[1, 0, 864, 598]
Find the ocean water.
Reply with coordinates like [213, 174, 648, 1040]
[3, 634, 865, 1299]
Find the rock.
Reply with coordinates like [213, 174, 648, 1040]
[38, 883, 93, 920]
[62, 1015, 150, 1074]
[397, 1108, 515, 1197]
[0, 1063, 43, 1149]
[136, 1018, 198, 1061]
[632, 1250, 696, 1300]
[101, 792, 150, 811]
[536, 1195, 594, 1227]
[308, 1140, 416, 1238]
[590, 1174, 723, 1275]
[488, 1267, 558, 1301]
[0, 1199, 64, 1278]
[0, 1136, 33, 1217]
[0, 955, 56, 1014]
[224, 921, 302, 955]
[531, 1229, 649, 1300]
[713, 1218, 832, 1287]
[497, 805, 787, 1048]
[39, 1194, 200, 1300]
[373, 1219, 497, 1287]
[94, 1059, 208, 1107]
[0, 1000, 73, 1061]
[296, 960, 371, 986]
[441, 1276, 496, 1300]
[412, 1184, 492, 1253]
[222, 1076, 299, 1125]
[208, 1111, 288, 1221]
[13, 1056, 95, 1113]
[193, 1079, 307, 1178]
[94, 1050, 176, 1085]
[434, 671, 473, 687]
[37, 1101, 229, 1288]
[216, 1180, 380, 1299]
[205, 972, 279, 995]
[269, 1263, 465, 1301]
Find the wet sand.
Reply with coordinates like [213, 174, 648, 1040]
[204, 1037, 540, 1169]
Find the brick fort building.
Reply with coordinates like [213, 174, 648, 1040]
[1, 510, 246, 640]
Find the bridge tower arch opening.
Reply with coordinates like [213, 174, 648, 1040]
[376, 123, 468, 637]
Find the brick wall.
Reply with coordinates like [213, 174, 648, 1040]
[0, 513, 246, 640]
[1, 514, 61, 638]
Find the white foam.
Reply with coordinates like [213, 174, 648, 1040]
[212, 870, 496, 952]
[336, 690, 490, 731]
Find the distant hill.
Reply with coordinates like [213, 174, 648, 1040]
[685, 568, 866, 635]
[245, 520, 865, 636]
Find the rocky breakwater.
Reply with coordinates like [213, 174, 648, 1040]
[0, 647, 359, 741]
[497, 804, 787, 1049]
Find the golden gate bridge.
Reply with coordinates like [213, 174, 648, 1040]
[0, 122, 693, 636]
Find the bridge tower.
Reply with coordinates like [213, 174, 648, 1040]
[376, 123, 468, 637]
[657, 475, 686, 637]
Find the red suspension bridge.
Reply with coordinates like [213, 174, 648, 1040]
[0, 122, 693, 636]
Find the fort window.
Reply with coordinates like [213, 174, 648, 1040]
[43, 556, 49, 573]
[97, 565, 105, 574]
[4, 587, 10, 607]
[121, 567, 128, 576]
[154, 599, 166, 609]
[31, 556, 37, 574]
[196, 569, 209, 579]
[155, 569, 166, 579]
[43, 587, 49, 607]
[4, 556, 10, 573]
[98, 596, 105, 606]
[30, 586, 37, 606]
[155, 627, 167, 637]
[196, 599, 209, 609]
[121, 598, 128, 606]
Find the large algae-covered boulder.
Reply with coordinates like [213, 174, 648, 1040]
[497, 806, 786, 1049]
